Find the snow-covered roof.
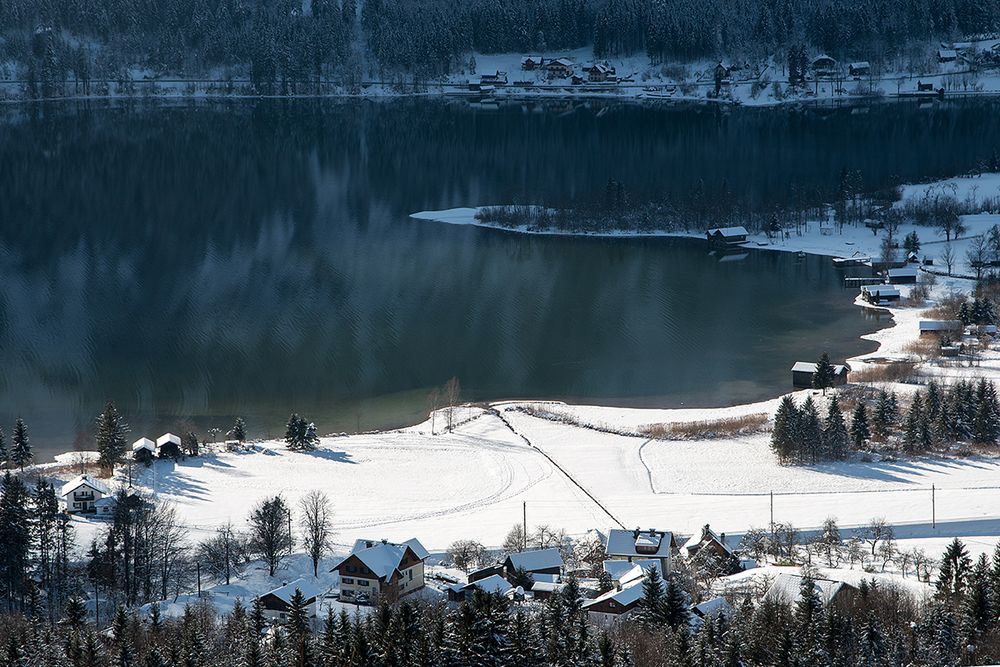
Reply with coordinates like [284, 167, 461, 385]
[861, 283, 898, 294]
[345, 538, 427, 580]
[765, 574, 856, 605]
[60, 474, 109, 497]
[791, 362, 848, 374]
[464, 574, 513, 596]
[939, 48, 958, 57]
[261, 577, 325, 605]
[887, 267, 918, 277]
[95, 496, 117, 508]
[849, 61, 870, 69]
[582, 577, 647, 610]
[156, 433, 181, 447]
[604, 559, 662, 586]
[692, 596, 733, 619]
[132, 437, 156, 452]
[811, 54, 836, 65]
[682, 525, 734, 556]
[605, 528, 673, 559]
[506, 547, 563, 572]
[920, 320, 963, 331]
[706, 226, 748, 237]
[548, 58, 574, 67]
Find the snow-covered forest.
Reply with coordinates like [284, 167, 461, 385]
[2, 0, 1000, 90]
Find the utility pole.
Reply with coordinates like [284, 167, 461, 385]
[769, 491, 774, 533]
[197, 562, 202, 598]
[522, 501, 527, 551]
[932, 484, 936, 529]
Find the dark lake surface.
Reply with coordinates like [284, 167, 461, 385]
[3, 97, 999, 459]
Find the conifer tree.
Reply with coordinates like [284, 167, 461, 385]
[936, 538, 972, 604]
[812, 353, 837, 395]
[799, 397, 823, 463]
[10, 418, 31, 470]
[96, 401, 130, 471]
[904, 393, 925, 452]
[636, 565, 665, 627]
[823, 396, 849, 460]
[974, 379, 1000, 443]
[0, 472, 31, 609]
[771, 396, 800, 462]
[850, 402, 870, 449]
[662, 573, 690, 631]
[0, 428, 7, 468]
[230, 417, 247, 444]
[965, 553, 992, 640]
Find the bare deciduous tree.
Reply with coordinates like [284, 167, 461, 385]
[942, 243, 956, 276]
[447, 540, 486, 572]
[197, 522, 244, 585]
[299, 491, 333, 577]
[444, 377, 461, 432]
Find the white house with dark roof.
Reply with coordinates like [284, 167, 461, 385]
[60, 475, 110, 513]
[258, 577, 326, 623]
[503, 547, 564, 577]
[334, 538, 427, 603]
[604, 528, 676, 573]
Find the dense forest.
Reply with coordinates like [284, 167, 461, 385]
[1, 0, 1000, 90]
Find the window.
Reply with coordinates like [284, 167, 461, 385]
[359, 580, 370, 587]
[346, 565, 357, 573]
[342, 578, 354, 585]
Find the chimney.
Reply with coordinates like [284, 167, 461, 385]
[381, 538, 388, 544]
[648, 528, 656, 536]
[632, 527, 640, 539]
[703, 524, 711, 540]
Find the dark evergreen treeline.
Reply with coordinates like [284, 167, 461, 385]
[2, 0, 1000, 88]
[773, 378, 1000, 463]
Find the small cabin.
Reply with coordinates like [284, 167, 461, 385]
[132, 437, 157, 464]
[919, 320, 963, 336]
[583, 577, 646, 626]
[861, 283, 900, 304]
[157, 432, 182, 459]
[848, 61, 870, 77]
[938, 49, 958, 63]
[887, 267, 918, 284]
[706, 226, 749, 247]
[791, 361, 849, 389]
[503, 548, 564, 578]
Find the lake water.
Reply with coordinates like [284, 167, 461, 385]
[4, 97, 998, 460]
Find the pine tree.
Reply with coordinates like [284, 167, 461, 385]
[973, 379, 1000, 443]
[636, 565, 665, 627]
[662, 573, 690, 631]
[812, 353, 837, 395]
[936, 538, 972, 604]
[10, 418, 31, 470]
[904, 393, 925, 452]
[284, 414, 317, 451]
[771, 396, 800, 462]
[0, 472, 31, 609]
[799, 397, 823, 463]
[111, 605, 133, 667]
[964, 553, 992, 640]
[230, 417, 247, 444]
[96, 401, 130, 471]
[850, 402, 870, 449]
[822, 396, 849, 461]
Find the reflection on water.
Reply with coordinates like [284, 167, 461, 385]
[3, 98, 995, 459]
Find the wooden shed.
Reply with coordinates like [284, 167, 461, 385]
[791, 361, 849, 388]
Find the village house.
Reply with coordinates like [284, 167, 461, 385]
[886, 267, 918, 284]
[520, 56, 544, 71]
[791, 361, 849, 389]
[765, 574, 859, 609]
[705, 226, 749, 248]
[480, 71, 507, 86]
[848, 61, 871, 77]
[682, 524, 740, 573]
[585, 62, 616, 82]
[582, 577, 645, 625]
[604, 527, 676, 573]
[257, 578, 325, 623]
[810, 55, 837, 76]
[939, 48, 958, 63]
[503, 547, 564, 578]
[603, 559, 661, 587]
[920, 320, 963, 336]
[334, 538, 427, 604]
[132, 437, 157, 464]
[545, 58, 574, 79]
[448, 574, 515, 602]
[156, 432, 182, 458]
[861, 283, 900, 304]
[60, 474, 110, 513]
[690, 597, 734, 628]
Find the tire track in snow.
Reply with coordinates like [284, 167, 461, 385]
[491, 408, 626, 529]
